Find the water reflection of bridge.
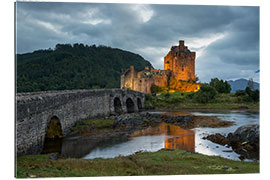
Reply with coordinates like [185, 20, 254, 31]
[44, 123, 195, 158]
[131, 123, 195, 152]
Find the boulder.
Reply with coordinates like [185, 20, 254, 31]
[202, 133, 230, 146]
[229, 124, 259, 143]
[228, 124, 259, 154]
[203, 124, 259, 161]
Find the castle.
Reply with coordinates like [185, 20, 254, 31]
[121, 40, 200, 94]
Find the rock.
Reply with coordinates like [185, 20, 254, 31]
[222, 150, 233, 153]
[230, 124, 259, 143]
[113, 112, 195, 129]
[49, 153, 58, 160]
[229, 124, 259, 160]
[144, 106, 155, 110]
[113, 113, 145, 128]
[203, 133, 229, 146]
[203, 124, 259, 161]
[238, 106, 249, 109]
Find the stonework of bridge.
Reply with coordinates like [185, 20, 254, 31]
[16, 89, 145, 155]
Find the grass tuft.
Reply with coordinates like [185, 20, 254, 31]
[71, 118, 114, 132]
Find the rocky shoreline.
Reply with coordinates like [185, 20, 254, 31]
[68, 112, 235, 138]
[110, 112, 234, 129]
[203, 124, 259, 161]
[63, 112, 259, 161]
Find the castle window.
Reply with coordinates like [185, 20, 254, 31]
[139, 80, 142, 83]
[166, 61, 170, 64]
[182, 65, 184, 71]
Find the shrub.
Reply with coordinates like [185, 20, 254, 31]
[248, 89, 259, 102]
[184, 92, 195, 99]
[165, 96, 184, 104]
[145, 94, 156, 106]
[164, 93, 171, 98]
[195, 84, 217, 103]
[150, 84, 164, 94]
[145, 94, 153, 101]
[235, 90, 246, 96]
[234, 88, 259, 103]
[236, 95, 251, 103]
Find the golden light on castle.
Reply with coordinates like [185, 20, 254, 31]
[121, 40, 200, 93]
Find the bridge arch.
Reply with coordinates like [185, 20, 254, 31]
[137, 98, 143, 111]
[42, 115, 63, 154]
[113, 97, 122, 113]
[126, 98, 135, 113]
[45, 115, 63, 139]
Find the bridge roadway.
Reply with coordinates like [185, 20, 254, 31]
[16, 88, 145, 155]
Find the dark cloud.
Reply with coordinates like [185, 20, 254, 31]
[16, 2, 259, 83]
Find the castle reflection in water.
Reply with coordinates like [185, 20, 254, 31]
[130, 123, 195, 152]
[43, 122, 195, 158]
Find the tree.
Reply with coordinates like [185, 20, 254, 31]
[251, 89, 260, 102]
[16, 43, 152, 92]
[210, 78, 231, 93]
[245, 87, 259, 102]
[245, 87, 252, 96]
[195, 84, 217, 103]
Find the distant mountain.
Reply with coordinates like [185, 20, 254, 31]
[227, 79, 260, 93]
[16, 43, 152, 93]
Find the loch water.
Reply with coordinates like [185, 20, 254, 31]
[42, 110, 259, 161]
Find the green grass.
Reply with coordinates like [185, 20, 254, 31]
[71, 118, 114, 131]
[146, 92, 259, 110]
[158, 102, 259, 111]
[16, 149, 259, 178]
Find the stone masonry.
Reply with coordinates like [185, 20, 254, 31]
[16, 89, 145, 155]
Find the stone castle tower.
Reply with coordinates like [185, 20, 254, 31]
[121, 40, 200, 94]
[164, 40, 196, 81]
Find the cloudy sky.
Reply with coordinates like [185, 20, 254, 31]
[16, 1, 259, 83]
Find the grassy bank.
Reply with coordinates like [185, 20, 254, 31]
[145, 92, 259, 110]
[68, 118, 114, 136]
[16, 149, 259, 178]
[71, 118, 114, 131]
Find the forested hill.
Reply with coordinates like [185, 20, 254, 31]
[16, 43, 152, 93]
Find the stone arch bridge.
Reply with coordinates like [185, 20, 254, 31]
[16, 89, 145, 155]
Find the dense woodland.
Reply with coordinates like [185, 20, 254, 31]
[16, 43, 152, 93]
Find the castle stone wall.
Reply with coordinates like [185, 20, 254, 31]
[121, 40, 198, 94]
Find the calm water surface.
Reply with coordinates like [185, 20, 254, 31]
[44, 110, 259, 161]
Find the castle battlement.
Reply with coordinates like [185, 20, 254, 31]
[170, 40, 192, 54]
